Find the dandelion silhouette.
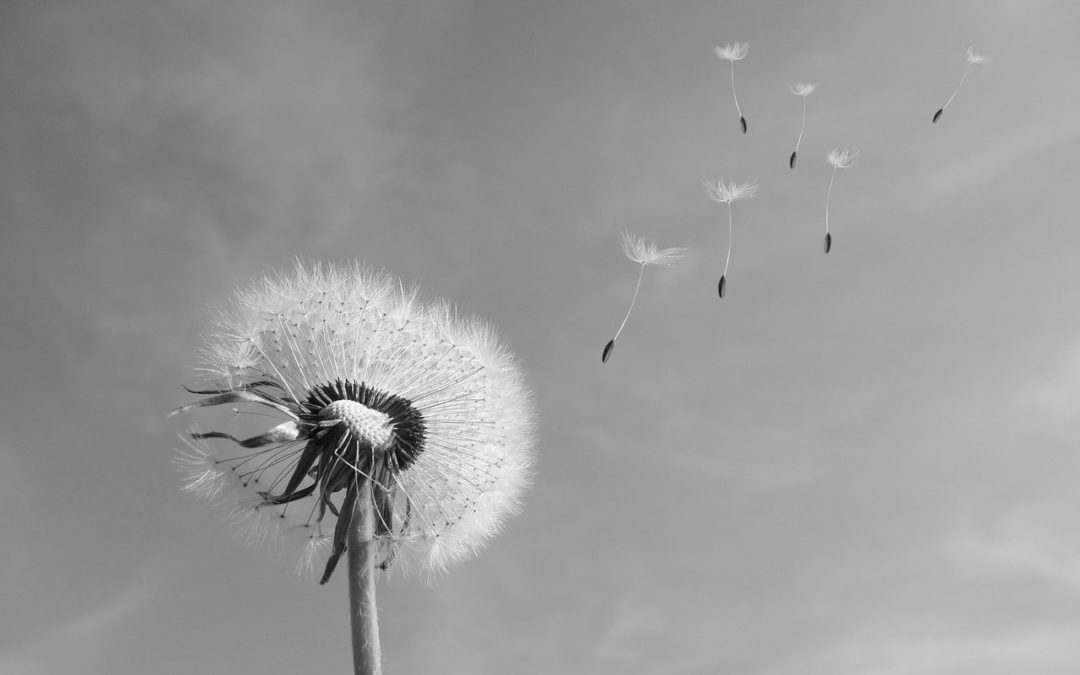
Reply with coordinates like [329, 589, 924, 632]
[171, 262, 535, 675]
[602, 230, 687, 363]
[824, 147, 859, 254]
[789, 82, 819, 168]
[933, 45, 991, 124]
[715, 42, 750, 133]
[703, 178, 759, 297]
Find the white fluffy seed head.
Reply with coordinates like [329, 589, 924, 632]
[965, 45, 991, 65]
[620, 229, 688, 267]
[827, 147, 860, 169]
[715, 41, 749, 61]
[703, 178, 760, 204]
[175, 261, 536, 579]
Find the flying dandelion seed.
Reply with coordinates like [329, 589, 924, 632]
[172, 262, 535, 675]
[715, 42, 750, 134]
[824, 147, 859, 254]
[932, 44, 991, 124]
[789, 82, 819, 169]
[602, 230, 687, 364]
[703, 178, 759, 297]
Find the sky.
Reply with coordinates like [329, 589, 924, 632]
[3, 1, 1080, 673]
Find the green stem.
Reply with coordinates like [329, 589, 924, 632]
[348, 479, 381, 675]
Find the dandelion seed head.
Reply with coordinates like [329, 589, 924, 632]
[827, 147, 860, 169]
[791, 82, 819, 96]
[620, 229, 687, 267]
[703, 178, 760, 204]
[966, 45, 991, 65]
[173, 262, 536, 580]
[714, 42, 749, 61]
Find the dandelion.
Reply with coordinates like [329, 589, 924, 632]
[171, 262, 535, 675]
[703, 178, 759, 297]
[824, 147, 859, 254]
[788, 82, 819, 168]
[715, 42, 750, 133]
[602, 230, 687, 363]
[932, 44, 991, 123]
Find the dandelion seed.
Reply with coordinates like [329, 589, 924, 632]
[703, 178, 759, 297]
[172, 262, 535, 673]
[965, 45, 991, 66]
[827, 147, 858, 169]
[824, 147, 859, 254]
[603, 230, 686, 363]
[789, 82, 819, 169]
[715, 42, 750, 133]
[932, 44, 991, 124]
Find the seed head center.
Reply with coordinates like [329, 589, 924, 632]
[320, 399, 394, 451]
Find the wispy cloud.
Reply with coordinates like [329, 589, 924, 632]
[922, 120, 1080, 198]
[1011, 341, 1080, 422]
[591, 591, 666, 664]
[805, 625, 1080, 675]
[947, 505, 1080, 591]
[0, 580, 156, 675]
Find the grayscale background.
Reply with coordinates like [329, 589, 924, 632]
[4, 1, 1080, 673]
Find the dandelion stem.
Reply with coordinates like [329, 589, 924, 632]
[794, 95, 807, 154]
[825, 166, 837, 237]
[612, 263, 646, 342]
[723, 203, 734, 278]
[348, 479, 382, 675]
[941, 64, 971, 112]
[730, 62, 744, 130]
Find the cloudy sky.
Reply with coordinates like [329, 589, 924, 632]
[3, 1, 1080, 673]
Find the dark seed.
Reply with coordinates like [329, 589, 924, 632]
[602, 339, 615, 363]
[789, 151, 797, 169]
[718, 275, 726, 298]
[824, 233, 832, 254]
[932, 108, 943, 124]
[740, 116, 748, 134]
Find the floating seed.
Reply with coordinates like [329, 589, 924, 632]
[601, 339, 615, 364]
